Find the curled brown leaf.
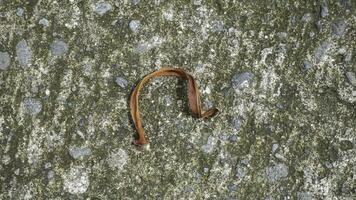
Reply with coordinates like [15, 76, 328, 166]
[130, 68, 218, 145]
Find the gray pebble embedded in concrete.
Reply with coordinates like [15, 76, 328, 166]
[314, 41, 330, 62]
[320, 1, 328, 18]
[39, 18, 49, 27]
[16, 39, 32, 67]
[47, 170, 55, 179]
[44, 162, 52, 169]
[229, 135, 238, 142]
[272, 143, 279, 153]
[51, 40, 68, 56]
[231, 72, 254, 90]
[331, 19, 346, 37]
[232, 117, 242, 131]
[129, 20, 140, 33]
[69, 146, 92, 159]
[236, 165, 247, 179]
[219, 133, 229, 141]
[0, 51, 10, 70]
[344, 51, 352, 63]
[240, 158, 249, 165]
[266, 163, 288, 183]
[303, 60, 312, 70]
[352, 90, 356, 97]
[228, 184, 237, 192]
[16, 8, 24, 16]
[132, 0, 140, 5]
[346, 72, 356, 87]
[94, 2, 112, 16]
[297, 192, 312, 200]
[115, 76, 128, 88]
[211, 20, 224, 32]
[202, 136, 215, 153]
[23, 98, 42, 115]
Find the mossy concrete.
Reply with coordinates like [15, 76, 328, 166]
[0, 0, 355, 199]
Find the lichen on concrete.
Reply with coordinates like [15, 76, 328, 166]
[0, 0, 356, 199]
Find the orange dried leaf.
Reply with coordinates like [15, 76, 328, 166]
[130, 68, 218, 145]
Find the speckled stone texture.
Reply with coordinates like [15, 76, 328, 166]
[0, 0, 355, 199]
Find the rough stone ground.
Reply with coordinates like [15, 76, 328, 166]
[0, 0, 355, 199]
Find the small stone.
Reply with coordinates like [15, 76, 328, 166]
[272, 143, 279, 152]
[331, 19, 346, 37]
[264, 197, 273, 200]
[297, 192, 312, 200]
[346, 72, 356, 87]
[63, 166, 89, 194]
[16, 8, 24, 16]
[229, 135, 238, 142]
[240, 158, 250, 165]
[302, 60, 312, 70]
[309, 32, 315, 38]
[289, 16, 297, 28]
[266, 163, 288, 183]
[228, 184, 237, 191]
[163, 9, 174, 21]
[107, 148, 129, 171]
[51, 39, 68, 56]
[0, 51, 10, 70]
[320, 1, 328, 18]
[2, 155, 10, 165]
[193, 0, 202, 5]
[232, 117, 242, 131]
[14, 168, 20, 175]
[352, 90, 356, 97]
[47, 170, 55, 179]
[39, 18, 49, 27]
[69, 146, 92, 159]
[211, 20, 224, 32]
[23, 98, 42, 115]
[219, 133, 229, 141]
[202, 136, 215, 153]
[314, 41, 330, 63]
[203, 167, 209, 173]
[344, 51, 352, 63]
[316, 20, 323, 32]
[129, 20, 140, 32]
[94, 2, 112, 16]
[16, 39, 32, 67]
[236, 165, 247, 179]
[44, 162, 52, 169]
[231, 72, 254, 90]
[115, 76, 128, 88]
[275, 153, 285, 161]
[132, 0, 140, 5]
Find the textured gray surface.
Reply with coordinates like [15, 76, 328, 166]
[0, 0, 356, 199]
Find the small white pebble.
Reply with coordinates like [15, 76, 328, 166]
[39, 18, 50, 27]
[352, 90, 356, 97]
[16, 8, 24, 16]
[129, 20, 140, 32]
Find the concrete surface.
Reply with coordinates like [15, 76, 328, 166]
[0, 0, 355, 199]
